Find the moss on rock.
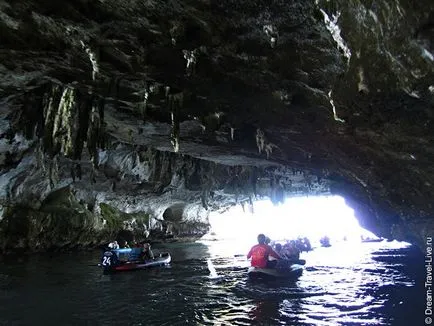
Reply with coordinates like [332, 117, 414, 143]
[99, 202, 150, 239]
[0, 186, 152, 252]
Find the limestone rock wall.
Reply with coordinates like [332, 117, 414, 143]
[0, 0, 432, 251]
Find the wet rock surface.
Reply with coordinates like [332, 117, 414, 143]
[0, 0, 432, 251]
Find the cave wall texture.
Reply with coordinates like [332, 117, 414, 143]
[0, 0, 432, 251]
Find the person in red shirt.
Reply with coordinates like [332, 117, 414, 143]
[247, 234, 281, 268]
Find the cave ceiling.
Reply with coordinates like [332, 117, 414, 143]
[0, 0, 433, 248]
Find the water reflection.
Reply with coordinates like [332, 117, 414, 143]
[0, 240, 425, 326]
[249, 300, 281, 324]
[202, 239, 422, 325]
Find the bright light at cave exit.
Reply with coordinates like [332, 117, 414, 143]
[206, 196, 377, 244]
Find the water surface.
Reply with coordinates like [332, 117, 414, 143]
[0, 240, 425, 325]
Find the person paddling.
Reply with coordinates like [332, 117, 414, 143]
[247, 234, 281, 268]
[140, 243, 154, 261]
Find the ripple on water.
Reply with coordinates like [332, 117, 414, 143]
[0, 241, 426, 326]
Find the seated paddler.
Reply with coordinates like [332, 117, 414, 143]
[140, 243, 155, 261]
[247, 234, 281, 269]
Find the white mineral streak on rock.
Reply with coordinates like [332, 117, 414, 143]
[328, 91, 345, 123]
[395, 1, 406, 17]
[411, 69, 426, 79]
[421, 48, 434, 62]
[256, 128, 265, 154]
[358, 67, 369, 93]
[183, 49, 198, 75]
[0, 2, 20, 30]
[80, 41, 100, 80]
[402, 87, 420, 99]
[98, 149, 108, 165]
[171, 111, 179, 153]
[263, 24, 278, 48]
[368, 10, 378, 24]
[319, 9, 351, 62]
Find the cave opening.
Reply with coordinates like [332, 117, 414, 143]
[205, 195, 381, 247]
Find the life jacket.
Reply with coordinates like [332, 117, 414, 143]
[101, 250, 119, 271]
[248, 244, 279, 268]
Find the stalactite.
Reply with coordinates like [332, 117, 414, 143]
[35, 140, 46, 174]
[199, 163, 215, 210]
[128, 129, 134, 143]
[87, 97, 105, 168]
[70, 165, 76, 182]
[75, 163, 82, 180]
[248, 196, 254, 214]
[97, 98, 106, 150]
[43, 84, 62, 157]
[52, 87, 76, 157]
[170, 21, 184, 46]
[158, 152, 173, 187]
[182, 49, 199, 76]
[52, 155, 60, 185]
[140, 88, 149, 122]
[73, 94, 92, 160]
[256, 128, 265, 154]
[264, 143, 278, 159]
[48, 163, 54, 189]
[251, 167, 258, 198]
[263, 24, 279, 48]
[80, 41, 100, 81]
[48, 156, 60, 189]
[90, 166, 96, 184]
[201, 191, 208, 210]
[255, 128, 278, 159]
[168, 92, 183, 153]
[150, 150, 161, 184]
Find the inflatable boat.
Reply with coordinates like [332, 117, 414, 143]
[100, 248, 171, 273]
[247, 263, 304, 279]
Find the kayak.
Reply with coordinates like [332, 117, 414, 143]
[100, 249, 171, 273]
[247, 264, 304, 279]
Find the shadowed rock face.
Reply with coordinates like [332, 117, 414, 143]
[0, 0, 432, 251]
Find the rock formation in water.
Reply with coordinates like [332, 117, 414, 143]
[0, 0, 432, 251]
